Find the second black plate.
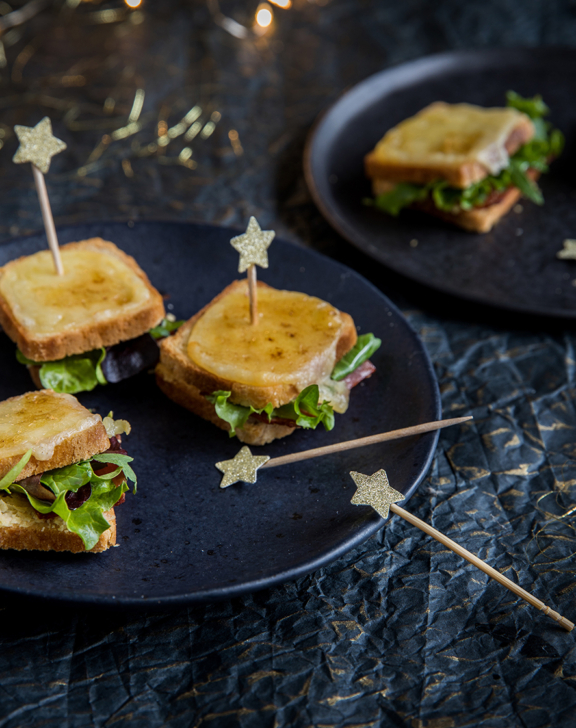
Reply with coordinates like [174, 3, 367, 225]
[305, 48, 576, 318]
[0, 221, 440, 606]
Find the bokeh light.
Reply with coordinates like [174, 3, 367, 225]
[255, 4, 273, 28]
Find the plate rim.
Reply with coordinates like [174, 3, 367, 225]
[304, 46, 576, 320]
[0, 220, 441, 607]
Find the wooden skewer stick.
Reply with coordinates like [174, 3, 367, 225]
[262, 415, 473, 470]
[391, 503, 574, 632]
[32, 164, 64, 276]
[247, 264, 258, 325]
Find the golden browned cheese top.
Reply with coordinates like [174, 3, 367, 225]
[0, 390, 101, 461]
[187, 281, 346, 388]
[0, 247, 152, 336]
[371, 102, 533, 175]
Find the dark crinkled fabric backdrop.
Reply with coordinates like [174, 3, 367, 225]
[0, 0, 575, 726]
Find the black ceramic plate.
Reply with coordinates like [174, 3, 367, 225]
[305, 48, 576, 318]
[0, 222, 440, 606]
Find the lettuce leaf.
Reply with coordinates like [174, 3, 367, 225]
[0, 450, 136, 550]
[505, 90, 549, 119]
[331, 333, 382, 381]
[40, 462, 93, 494]
[205, 391, 274, 437]
[0, 450, 32, 491]
[149, 318, 185, 340]
[369, 92, 564, 216]
[16, 347, 107, 394]
[206, 385, 335, 435]
[274, 385, 335, 431]
[364, 183, 428, 216]
[91, 452, 137, 492]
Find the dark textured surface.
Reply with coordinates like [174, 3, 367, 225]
[306, 48, 576, 317]
[0, 1, 575, 726]
[0, 222, 440, 604]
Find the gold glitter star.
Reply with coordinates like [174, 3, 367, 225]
[13, 117, 67, 174]
[216, 446, 270, 488]
[557, 239, 576, 260]
[230, 217, 275, 273]
[350, 469, 404, 519]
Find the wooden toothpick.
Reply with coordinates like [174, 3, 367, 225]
[392, 502, 574, 631]
[262, 416, 472, 469]
[247, 264, 258, 324]
[215, 416, 472, 488]
[230, 217, 275, 325]
[31, 165, 64, 275]
[350, 470, 574, 632]
[12, 117, 67, 275]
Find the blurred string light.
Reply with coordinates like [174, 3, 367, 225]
[125, 0, 142, 7]
[255, 3, 273, 29]
[207, 0, 290, 39]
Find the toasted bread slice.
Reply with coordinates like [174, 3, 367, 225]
[365, 102, 534, 189]
[0, 496, 116, 553]
[414, 187, 523, 233]
[0, 238, 165, 362]
[157, 279, 357, 410]
[0, 390, 110, 482]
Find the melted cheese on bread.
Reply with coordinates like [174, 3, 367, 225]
[187, 281, 346, 389]
[0, 391, 101, 462]
[369, 102, 532, 176]
[0, 245, 152, 336]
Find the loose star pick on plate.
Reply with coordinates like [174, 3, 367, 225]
[12, 117, 67, 175]
[230, 216, 275, 273]
[215, 446, 270, 488]
[557, 239, 576, 260]
[350, 469, 405, 519]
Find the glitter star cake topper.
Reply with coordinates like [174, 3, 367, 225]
[230, 217, 276, 325]
[350, 469, 404, 519]
[12, 116, 67, 275]
[13, 117, 67, 174]
[230, 216, 275, 273]
[215, 446, 270, 488]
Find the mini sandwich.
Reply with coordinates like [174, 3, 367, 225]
[0, 237, 179, 394]
[365, 92, 564, 233]
[0, 390, 136, 553]
[156, 279, 381, 445]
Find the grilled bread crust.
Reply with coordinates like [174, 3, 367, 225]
[365, 112, 534, 189]
[157, 279, 357, 411]
[0, 421, 110, 483]
[0, 238, 165, 361]
[414, 186, 523, 233]
[156, 365, 295, 446]
[0, 502, 116, 553]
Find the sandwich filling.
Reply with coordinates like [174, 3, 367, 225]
[205, 333, 381, 436]
[15, 318, 183, 394]
[0, 415, 136, 551]
[367, 93, 564, 218]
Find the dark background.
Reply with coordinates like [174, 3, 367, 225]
[1, 1, 576, 726]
